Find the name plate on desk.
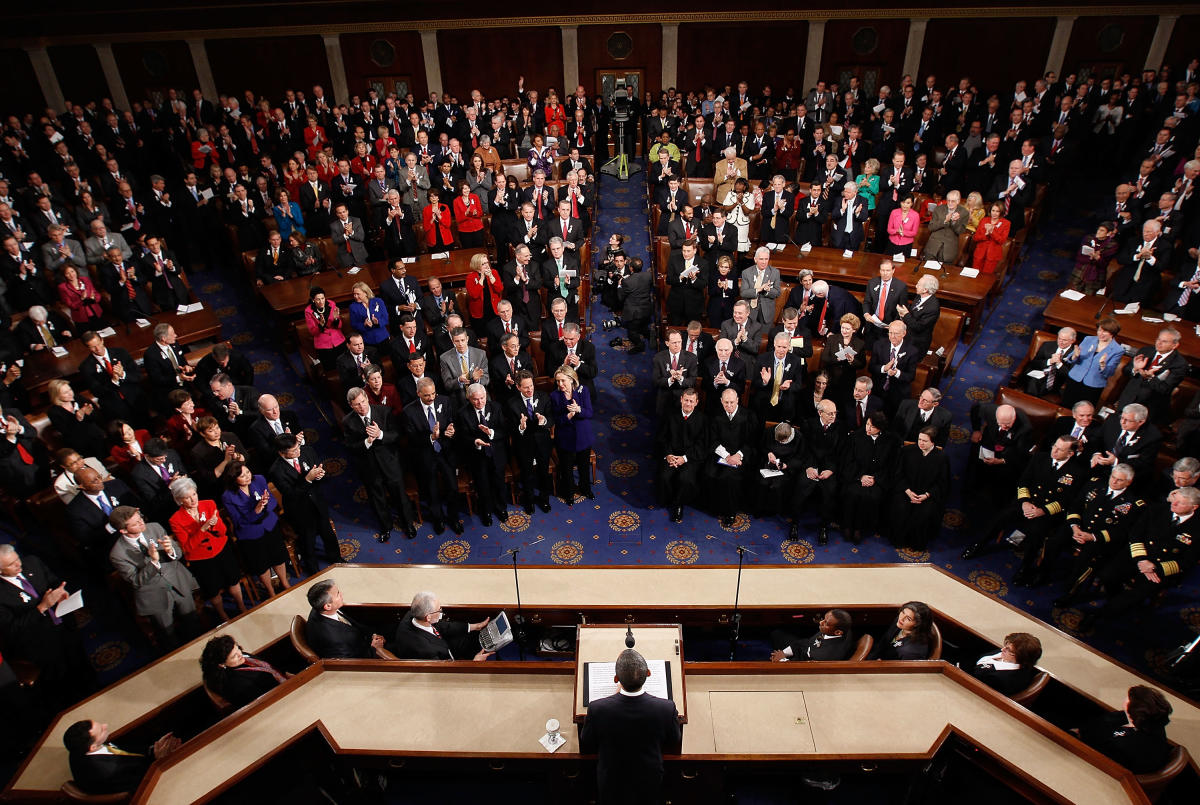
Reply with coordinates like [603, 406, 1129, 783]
[583, 660, 672, 706]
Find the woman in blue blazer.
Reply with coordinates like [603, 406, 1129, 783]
[221, 461, 290, 595]
[348, 281, 390, 346]
[272, 189, 306, 241]
[1061, 317, 1124, 406]
[550, 365, 594, 506]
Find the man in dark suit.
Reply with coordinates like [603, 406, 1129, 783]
[0, 406, 50, 497]
[225, 184, 267, 251]
[770, 609, 855, 662]
[893, 388, 953, 446]
[1042, 401, 1101, 452]
[502, 245, 544, 327]
[489, 332, 533, 401]
[651, 330, 699, 416]
[127, 439, 187, 525]
[304, 579, 387, 659]
[66, 467, 138, 563]
[298, 167, 331, 237]
[828, 181, 869, 251]
[387, 315, 432, 367]
[402, 378, 463, 534]
[195, 342, 255, 389]
[1109, 220, 1171, 304]
[245, 394, 302, 472]
[895, 274, 940, 357]
[939, 134, 968, 194]
[97, 246, 153, 322]
[543, 324, 597, 398]
[656, 388, 707, 523]
[700, 338, 746, 415]
[453, 384, 510, 526]
[987, 160, 1035, 232]
[800, 280, 856, 339]
[267, 433, 341, 574]
[143, 323, 195, 407]
[485, 300, 530, 355]
[540, 237, 581, 308]
[966, 402, 1034, 509]
[791, 399, 842, 543]
[330, 203, 368, 267]
[665, 240, 709, 326]
[861, 259, 909, 335]
[63, 718, 180, 796]
[868, 321, 920, 416]
[719, 300, 765, 364]
[666, 206, 701, 252]
[580, 648, 682, 805]
[839, 376, 885, 434]
[1088, 403, 1163, 483]
[13, 306, 73, 353]
[206, 373, 260, 439]
[506, 372, 554, 514]
[77, 331, 145, 426]
[378, 262, 423, 334]
[1021, 326, 1078, 396]
[389, 591, 492, 661]
[751, 332, 804, 423]
[395, 352, 439, 408]
[342, 388, 418, 543]
[336, 333, 381, 394]
[1114, 329, 1187, 425]
[700, 208, 738, 266]
[254, 230, 295, 285]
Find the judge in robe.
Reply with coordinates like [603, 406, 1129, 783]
[754, 421, 803, 517]
[706, 388, 758, 529]
[888, 427, 951, 550]
[656, 388, 707, 524]
[790, 400, 843, 544]
[839, 411, 901, 543]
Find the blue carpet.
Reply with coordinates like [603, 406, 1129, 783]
[51, 162, 1198, 695]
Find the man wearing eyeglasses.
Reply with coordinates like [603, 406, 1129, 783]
[388, 590, 493, 661]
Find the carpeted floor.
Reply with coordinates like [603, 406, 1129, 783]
[27, 160, 1199, 697]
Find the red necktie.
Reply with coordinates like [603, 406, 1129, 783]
[817, 300, 828, 333]
[1151, 353, 1162, 369]
[670, 353, 678, 370]
[408, 339, 416, 354]
[876, 281, 887, 320]
[557, 322, 563, 339]
[15, 443, 33, 464]
[291, 458, 301, 473]
[120, 267, 136, 299]
[696, 139, 702, 162]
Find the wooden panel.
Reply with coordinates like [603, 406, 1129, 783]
[818, 19, 910, 90]
[0, 48, 44, 112]
[112, 40, 198, 104]
[437, 27, 561, 100]
[578, 24, 662, 97]
[204, 35, 331, 102]
[676, 22, 808, 98]
[48, 44, 109, 105]
[1163, 15, 1200, 71]
[339, 31, 426, 102]
[919, 19, 1055, 95]
[1063, 16, 1159, 77]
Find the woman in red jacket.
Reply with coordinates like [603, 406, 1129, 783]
[303, 116, 327, 162]
[972, 201, 1011, 273]
[422, 189, 455, 250]
[168, 477, 246, 621]
[465, 252, 504, 334]
[452, 180, 486, 248]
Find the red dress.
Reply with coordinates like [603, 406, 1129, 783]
[109, 429, 151, 474]
[466, 270, 504, 319]
[544, 103, 566, 138]
[971, 216, 1010, 273]
[422, 203, 454, 247]
[169, 500, 229, 561]
[304, 126, 327, 161]
[453, 194, 484, 233]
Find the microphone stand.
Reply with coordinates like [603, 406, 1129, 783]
[706, 532, 758, 660]
[502, 536, 543, 660]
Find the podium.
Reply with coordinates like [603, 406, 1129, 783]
[572, 624, 687, 724]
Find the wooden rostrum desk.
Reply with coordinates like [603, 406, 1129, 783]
[6, 564, 1196, 804]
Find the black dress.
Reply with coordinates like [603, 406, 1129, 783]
[820, 333, 866, 407]
[869, 625, 931, 660]
[48, 403, 106, 458]
[1077, 711, 1171, 774]
[889, 444, 950, 550]
[221, 658, 283, 708]
[190, 432, 248, 499]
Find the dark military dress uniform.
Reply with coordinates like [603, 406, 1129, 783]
[1044, 479, 1147, 598]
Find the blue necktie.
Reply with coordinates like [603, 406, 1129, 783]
[427, 407, 441, 453]
[98, 494, 112, 515]
[526, 398, 535, 418]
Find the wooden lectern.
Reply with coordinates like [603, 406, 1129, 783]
[572, 624, 687, 723]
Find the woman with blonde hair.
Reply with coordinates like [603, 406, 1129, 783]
[549, 366, 594, 506]
[348, 281, 389, 346]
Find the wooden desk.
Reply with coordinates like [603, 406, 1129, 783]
[18, 307, 223, 396]
[129, 662, 1143, 805]
[768, 244, 992, 335]
[257, 249, 489, 317]
[573, 624, 686, 722]
[1042, 292, 1200, 369]
[8, 564, 1197, 800]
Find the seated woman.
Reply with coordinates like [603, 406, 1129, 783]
[168, 476, 246, 620]
[869, 601, 935, 660]
[967, 632, 1042, 695]
[200, 634, 288, 710]
[221, 460, 291, 596]
[107, 419, 150, 475]
[164, 389, 210, 453]
[288, 232, 324, 276]
[1075, 685, 1173, 774]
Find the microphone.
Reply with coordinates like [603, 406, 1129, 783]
[625, 626, 635, 648]
[1094, 298, 1108, 321]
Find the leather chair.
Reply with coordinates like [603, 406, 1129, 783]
[927, 622, 943, 661]
[1008, 330, 1057, 389]
[60, 781, 129, 803]
[1136, 745, 1190, 803]
[1009, 669, 1050, 707]
[290, 614, 319, 664]
[994, 386, 1068, 448]
[849, 633, 873, 661]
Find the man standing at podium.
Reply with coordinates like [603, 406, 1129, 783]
[580, 648, 682, 805]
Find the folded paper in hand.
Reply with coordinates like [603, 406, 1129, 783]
[978, 446, 996, 461]
[55, 589, 84, 618]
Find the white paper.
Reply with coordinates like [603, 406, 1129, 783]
[586, 660, 670, 704]
[1115, 302, 1140, 315]
[564, 269, 577, 278]
[760, 468, 784, 478]
[830, 125, 843, 136]
[1059, 289, 1085, 301]
[1163, 313, 1181, 322]
[97, 327, 117, 337]
[923, 259, 941, 270]
[200, 188, 214, 201]
[790, 337, 805, 349]
[882, 124, 895, 134]
[893, 252, 906, 263]
[55, 589, 84, 618]
[960, 267, 980, 278]
[1096, 288, 1106, 296]
[346, 266, 362, 275]
[978, 446, 996, 460]
[835, 346, 856, 360]
[401, 256, 417, 264]
[1026, 369, 1046, 380]
[539, 732, 565, 753]
[51, 346, 69, 357]
[430, 251, 450, 259]
[800, 243, 812, 253]
[1142, 316, 1164, 323]
[1080, 245, 1095, 257]
[873, 103, 887, 114]
[184, 302, 203, 313]
[910, 248, 919, 257]
[176, 304, 189, 314]
[842, 249, 854, 258]
[135, 318, 152, 328]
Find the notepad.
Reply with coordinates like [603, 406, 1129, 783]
[1058, 289, 1085, 301]
[760, 468, 784, 478]
[960, 267, 980, 278]
[97, 327, 117, 337]
[346, 266, 362, 275]
[55, 589, 84, 618]
[135, 318, 152, 328]
[1080, 245, 1095, 257]
[51, 346, 69, 357]
[200, 188, 214, 201]
[910, 248, 919, 257]
[401, 256, 416, 264]
[923, 260, 941, 270]
[800, 243, 812, 253]
[873, 103, 886, 114]
[978, 446, 996, 460]
[1114, 302, 1140, 315]
[893, 252, 906, 263]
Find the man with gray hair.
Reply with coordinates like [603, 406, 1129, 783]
[740, 246, 782, 324]
[580, 648, 682, 805]
[1090, 402, 1162, 481]
[895, 273, 940, 357]
[1022, 326, 1078, 396]
[923, 189, 966, 263]
[342, 386, 417, 543]
[541, 235, 580, 302]
[14, 304, 72, 353]
[388, 590, 493, 660]
[1115, 327, 1187, 425]
[829, 180, 869, 251]
[453, 383, 510, 526]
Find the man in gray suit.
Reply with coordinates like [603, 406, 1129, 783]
[39, 225, 86, 273]
[396, 152, 430, 210]
[740, 247, 782, 325]
[108, 506, 198, 647]
[330, 203, 368, 267]
[439, 326, 489, 404]
[83, 219, 132, 266]
[719, 299, 766, 363]
[922, 190, 967, 263]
